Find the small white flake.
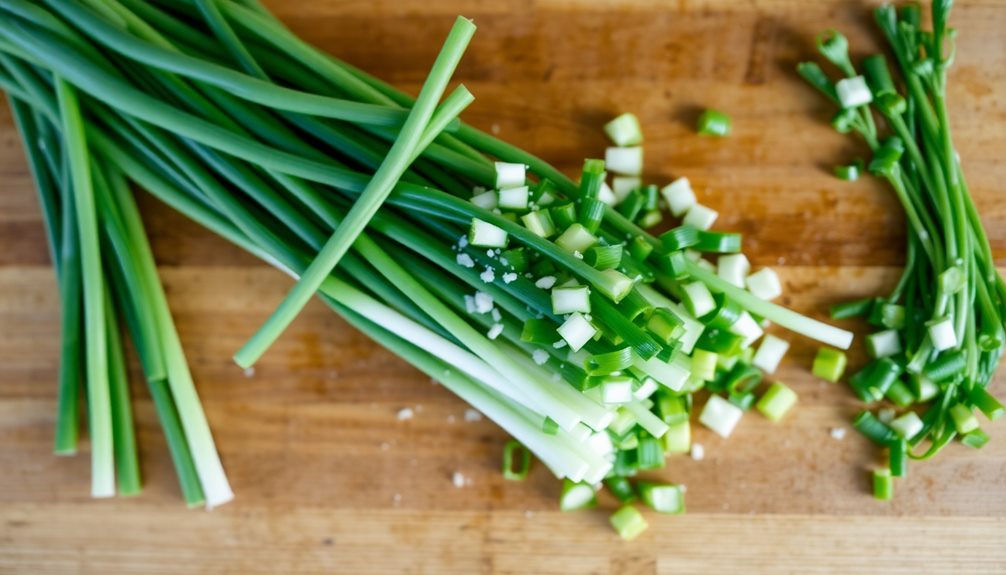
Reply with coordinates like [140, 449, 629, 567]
[878, 408, 896, 424]
[456, 253, 475, 268]
[457, 235, 468, 249]
[464, 409, 483, 422]
[486, 249, 496, 258]
[830, 427, 847, 440]
[396, 408, 414, 421]
[532, 349, 550, 365]
[499, 257, 510, 266]
[452, 471, 466, 488]
[502, 272, 518, 284]
[573, 250, 583, 260]
[480, 268, 496, 283]
[690, 443, 705, 461]
[474, 292, 494, 314]
[552, 339, 568, 349]
[464, 295, 476, 314]
[243, 367, 255, 378]
[487, 323, 504, 340]
[535, 276, 557, 289]
[491, 308, 502, 322]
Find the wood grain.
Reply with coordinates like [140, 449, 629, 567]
[2, 0, 1006, 573]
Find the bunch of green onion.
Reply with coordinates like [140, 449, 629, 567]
[799, 1, 1005, 500]
[2, 0, 852, 532]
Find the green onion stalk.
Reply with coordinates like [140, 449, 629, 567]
[1, 0, 852, 521]
[800, 0, 1005, 488]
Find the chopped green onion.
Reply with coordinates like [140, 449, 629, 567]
[471, 189, 497, 210]
[969, 388, 1005, 421]
[498, 185, 529, 211]
[585, 347, 634, 376]
[829, 298, 874, 320]
[880, 304, 906, 330]
[557, 312, 597, 352]
[833, 162, 861, 181]
[661, 177, 695, 217]
[751, 334, 790, 374]
[584, 244, 623, 271]
[552, 285, 591, 315]
[646, 308, 685, 345]
[681, 281, 716, 318]
[559, 479, 597, 511]
[756, 382, 798, 422]
[578, 198, 606, 233]
[609, 505, 648, 540]
[889, 439, 907, 477]
[961, 429, 990, 449]
[636, 435, 665, 470]
[617, 189, 645, 221]
[873, 468, 893, 501]
[717, 253, 750, 288]
[884, 380, 915, 408]
[660, 225, 700, 252]
[949, 404, 979, 435]
[836, 76, 873, 108]
[555, 223, 598, 254]
[469, 218, 509, 248]
[849, 358, 902, 403]
[601, 376, 636, 405]
[613, 176, 641, 204]
[502, 439, 531, 481]
[604, 113, 643, 147]
[605, 146, 643, 176]
[812, 347, 848, 383]
[542, 417, 559, 435]
[926, 317, 957, 352]
[682, 203, 718, 230]
[691, 349, 718, 382]
[699, 395, 744, 438]
[697, 109, 731, 137]
[662, 420, 691, 453]
[923, 350, 967, 383]
[702, 295, 743, 330]
[549, 203, 577, 229]
[604, 476, 637, 503]
[495, 161, 526, 190]
[866, 329, 902, 358]
[637, 481, 685, 514]
[890, 411, 923, 441]
[694, 230, 742, 254]
[853, 411, 896, 446]
[745, 268, 782, 301]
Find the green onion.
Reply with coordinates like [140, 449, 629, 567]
[638, 481, 685, 514]
[560, 479, 597, 511]
[969, 388, 1005, 421]
[609, 505, 649, 540]
[604, 476, 637, 503]
[756, 382, 798, 422]
[694, 230, 742, 254]
[604, 113, 643, 147]
[829, 297, 875, 320]
[812, 347, 848, 383]
[697, 109, 731, 137]
[949, 404, 979, 435]
[890, 411, 923, 441]
[502, 439, 532, 481]
[585, 347, 634, 376]
[853, 411, 896, 446]
[873, 468, 893, 501]
[961, 429, 990, 449]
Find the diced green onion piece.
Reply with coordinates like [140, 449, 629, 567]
[497, 185, 529, 211]
[618, 190, 645, 221]
[717, 253, 750, 288]
[829, 298, 875, 320]
[702, 295, 743, 330]
[609, 505, 649, 540]
[628, 236, 654, 262]
[746, 268, 782, 301]
[662, 420, 691, 453]
[926, 317, 958, 352]
[555, 223, 598, 254]
[495, 161, 526, 190]
[853, 411, 896, 446]
[638, 481, 685, 514]
[751, 334, 790, 374]
[471, 190, 498, 210]
[636, 435, 665, 470]
[889, 439, 907, 477]
[557, 312, 597, 352]
[836, 76, 873, 108]
[661, 177, 695, 217]
[601, 376, 636, 405]
[613, 176, 642, 204]
[873, 468, 893, 501]
[542, 417, 559, 435]
[578, 198, 606, 233]
[756, 382, 798, 422]
[969, 387, 1005, 421]
[697, 109, 731, 136]
[655, 392, 689, 426]
[949, 403, 979, 435]
[880, 303, 906, 330]
[597, 181, 616, 205]
[913, 374, 940, 403]
[560, 479, 597, 511]
[866, 329, 902, 358]
[884, 380, 915, 408]
[585, 347, 634, 376]
[660, 225, 700, 252]
[605, 146, 643, 176]
[681, 281, 716, 318]
[520, 209, 555, 238]
[834, 162, 860, 181]
[595, 269, 635, 302]
[690, 349, 717, 382]
[682, 203, 718, 230]
[502, 439, 531, 481]
[604, 476, 638, 503]
[924, 350, 967, 383]
[613, 448, 639, 476]
[729, 391, 757, 411]
[812, 347, 848, 383]
[604, 113, 643, 146]
[699, 395, 744, 438]
[890, 411, 923, 441]
[584, 244, 623, 270]
[578, 158, 606, 199]
[469, 218, 508, 248]
[695, 230, 742, 254]
[549, 203, 577, 229]
[962, 428, 990, 449]
[849, 358, 902, 403]
[728, 311, 764, 348]
[641, 185, 660, 212]
[552, 285, 591, 315]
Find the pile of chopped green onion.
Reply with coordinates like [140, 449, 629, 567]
[800, 1, 1005, 499]
[2, 0, 853, 533]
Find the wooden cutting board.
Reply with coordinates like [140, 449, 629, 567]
[2, 0, 1005, 573]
